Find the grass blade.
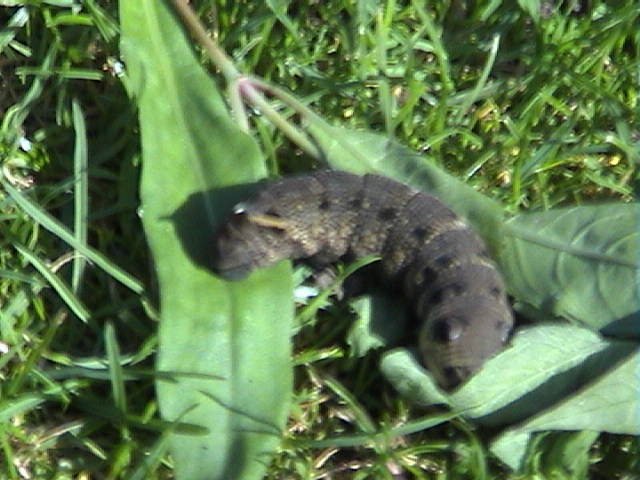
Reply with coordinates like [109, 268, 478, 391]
[13, 243, 90, 323]
[71, 98, 88, 294]
[1, 178, 144, 294]
[105, 321, 127, 412]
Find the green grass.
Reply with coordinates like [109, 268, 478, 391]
[1, 1, 639, 479]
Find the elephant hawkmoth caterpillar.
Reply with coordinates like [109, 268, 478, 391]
[212, 170, 514, 389]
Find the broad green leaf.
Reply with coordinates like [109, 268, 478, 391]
[346, 294, 407, 358]
[501, 204, 640, 335]
[380, 349, 449, 406]
[381, 324, 638, 426]
[491, 346, 640, 469]
[120, 2, 292, 479]
[451, 327, 637, 424]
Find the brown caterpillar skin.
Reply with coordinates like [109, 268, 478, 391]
[213, 171, 513, 389]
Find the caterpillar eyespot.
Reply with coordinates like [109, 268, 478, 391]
[232, 203, 247, 214]
[213, 170, 514, 390]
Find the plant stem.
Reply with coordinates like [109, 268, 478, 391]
[168, 0, 249, 131]
[239, 77, 321, 158]
[169, 0, 321, 154]
[248, 77, 324, 123]
[168, 0, 238, 80]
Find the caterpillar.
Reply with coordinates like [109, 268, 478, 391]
[212, 170, 514, 389]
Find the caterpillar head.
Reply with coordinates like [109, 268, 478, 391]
[419, 297, 513, 390]
[212, 203, 296, 280]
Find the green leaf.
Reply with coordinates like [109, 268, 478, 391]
[451, 326, 637, 423]
[491, 346, 640, 469]
[346, 294, 407, 358]
[380, 349, 449, 407]
[383, 323, 638, 425]
[120, 2, 292, 479]
[501, 203, 640, 335]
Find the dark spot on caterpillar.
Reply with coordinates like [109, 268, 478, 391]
[431, 316, 465, 343]
[378, 207, 397, 220]
[442, 366, 457, 379]
[495, 319, 510, 332]
[430, 282, 466, 304]
[434, 254, 453, 269]
[430, 288, 445, 305]
[441, 366, 472, 389]
[349, 198, 362, 209]
[412, 226, 429, 240]
[422, 266, 438, 284]
[319, 198, 330, 210]
[490, 286, 502, 298]
[410, 266, 439, 298]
